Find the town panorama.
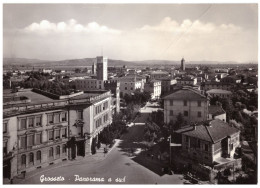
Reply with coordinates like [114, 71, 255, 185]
[2, 3, 258, 185]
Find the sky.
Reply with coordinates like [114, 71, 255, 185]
[3, 3, 258, 62]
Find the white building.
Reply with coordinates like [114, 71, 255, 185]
[163, 87, 209, 125]
[144, 80, 161, 99]
[114, 77, 143, 97]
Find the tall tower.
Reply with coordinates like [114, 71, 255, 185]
[96, 56, 108, 81]
[92, 61, 96, 75]
[181, 58, 185, 71]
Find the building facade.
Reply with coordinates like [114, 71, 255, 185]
[178, 120, 240, 166]
[144, 80, 161, 99]
[3, 89, 112, 179]
[97, 56, 108, 81]
[163, 87, 209, 125]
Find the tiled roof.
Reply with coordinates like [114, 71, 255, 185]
[182, 119, 239, 143]
[162, 87, 207, 100]
[208, 105, 226, 116]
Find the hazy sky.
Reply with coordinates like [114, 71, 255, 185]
[3, 4, 258, 62]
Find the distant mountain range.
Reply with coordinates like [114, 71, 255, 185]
[3, 57, 257, 67]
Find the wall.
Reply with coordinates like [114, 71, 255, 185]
[164, 99, 208, 124]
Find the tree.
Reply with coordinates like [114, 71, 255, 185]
[173, 113, 185, 130]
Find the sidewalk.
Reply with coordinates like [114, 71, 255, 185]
[10, 140, 120, 184]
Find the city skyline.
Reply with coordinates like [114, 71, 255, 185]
[3, 3, 258, 62]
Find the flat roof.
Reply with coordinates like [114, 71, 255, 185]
[16, 89, 55, 104]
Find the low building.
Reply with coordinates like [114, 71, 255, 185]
[144, 80, 161, 99]
[208, 105, 226, 122]
[207, 89, 232, 99]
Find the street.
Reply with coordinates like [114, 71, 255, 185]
[14, 102, 185, 184]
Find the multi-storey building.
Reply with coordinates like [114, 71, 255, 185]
[149, 71, 169, 80]
[113, 77, 144, 97]
[3, 88, 112, 179]
[176, 76, 197, 86]
[158, 76, 177, 96]
[97, 56, 108, 81]
[175, 119, 240, 166]
[206, 89, 232, 99]
[203, 81, 234, 91]
[163, 87, 209, 125]
[144, 80, 161, 99]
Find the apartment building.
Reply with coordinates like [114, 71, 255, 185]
[144, 80, 161, 99]
[3, 89, 112, 179]
[113, 77, 144, 97]
[163, 87, 209, 125]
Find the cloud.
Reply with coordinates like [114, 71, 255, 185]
[24, 19, 121, 34]
[4, 17, 257, 62]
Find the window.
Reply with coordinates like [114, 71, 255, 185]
[230, 143, 233, 150]
[3, 141, 7, 156]
[21, 136, 26, 148]
[62, 144, 66, 153]
[197, 140, 200, 148]
[3, 122, 7, 133]
[185, 136, 189, 143]
[198, 101, 201, 107]
[62, 128, 67, 138]
[21, 119, 26, 129]
[28, 135, 34, 146]
[56, 146, 60, 156]
[35, 133, 42, 145]
[77, 110, 83, 120]
[48, 114, 54, 124]
[49, 130, 54, 141]
[21, 154, 26, 166]
[49, 147, 54, 158]
[28, 117, 34, 128]
[61, 113, 67, 122]
[36, 117, 41, 126]
[55, 129, 61, 139]
[29, 153, 34, 163]
[184, 100, 187, 106]
[54, 114, 60, 123]
[170, 110, 173, 116]
[36, 151, 41, 161]
[205, 144, 209, 152]
[125, 87, 127, 90]
[184, 111, 188, 117]
[170, 100, 173, 106]
[198, 111, 202, 117]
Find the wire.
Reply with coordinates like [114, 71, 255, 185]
[159, 5, 213, 59]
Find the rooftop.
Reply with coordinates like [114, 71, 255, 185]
[182, 119, 239, 143]
[208, 105, 226, 116]
[163, 87, 207, 101]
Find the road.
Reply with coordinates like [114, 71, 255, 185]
[15, 102, 185, 184]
